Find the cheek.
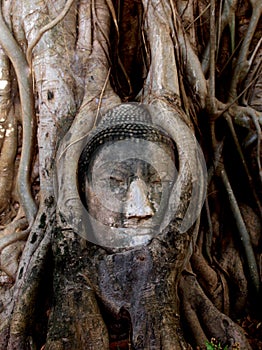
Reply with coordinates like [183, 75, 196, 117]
[85, 187, 122, 226]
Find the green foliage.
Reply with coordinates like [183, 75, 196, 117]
[206, 338, 241, 349]
[205, 338, 228, 350]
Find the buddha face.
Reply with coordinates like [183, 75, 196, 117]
[83, 139, 177, 248]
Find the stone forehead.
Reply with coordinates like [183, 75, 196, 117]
[78, 103, 174, 178]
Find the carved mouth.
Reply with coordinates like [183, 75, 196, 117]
[116, 227, 154, 236]
[123, 223, 152, 229]
[115, 228, 153, 246]
[122, 218, 154, 230]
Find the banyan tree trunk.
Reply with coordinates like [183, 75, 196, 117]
[0, 0, 260, 349]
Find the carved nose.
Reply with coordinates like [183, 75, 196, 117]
[125, 178, 154, 219]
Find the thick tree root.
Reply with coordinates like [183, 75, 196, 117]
[45, 231, 109, 350]
[179, 273, 252, 350]
[219, 245, 248, 318]
[0, 1, 37, 225]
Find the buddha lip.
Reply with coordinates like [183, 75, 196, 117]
[122, 223, 152, 229]
[122, 219, 153, 228]
[117, 227, 154, 236]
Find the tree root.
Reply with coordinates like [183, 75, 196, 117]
[0, 2, 37, 225]
[219, 244, 248, 318]
[240, 203, 261, 249]
[141, 0, 207, 111]
[191, 247, 225, 312]
[0, 228, 29, 256]
[0, 109, 17, 216]
[0, 241, 25, 280]
[220, 166, 260, 295]
[226, 105, 262, 214]
[179, 273, 252, 350]
[6, 207, 54, 350]
[0, 208, 29, 279]
[26, 0, 75, 65]
[209, 102, 261, 299]
[229, 1, 262, 100]
[0, 211, 27, 237]
[201, 0, 238, 76]
[45, 232, 109, 350]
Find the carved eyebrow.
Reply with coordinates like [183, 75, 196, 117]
[109, 170, 129, 180]
[95, 164, 130, 180]
[148, 173, 161, 182]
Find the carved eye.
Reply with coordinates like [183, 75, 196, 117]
[109, 176, 127, 194]
[149, 176, 162, 190]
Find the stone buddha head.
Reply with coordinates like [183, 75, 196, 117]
[78, 103, 178, 249]
[77, 102, 206, 250]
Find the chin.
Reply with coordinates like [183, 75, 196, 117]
[92, 225, 155, 249]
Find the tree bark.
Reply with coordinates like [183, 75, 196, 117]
[0, 0, 261, 349]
